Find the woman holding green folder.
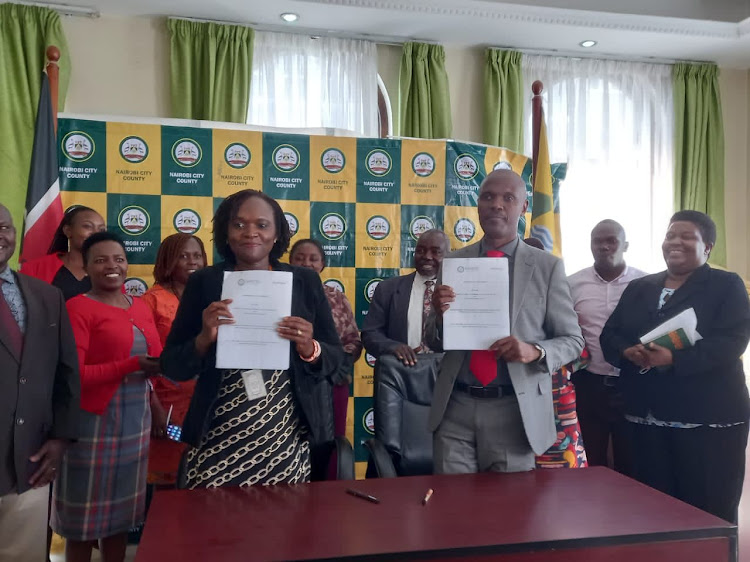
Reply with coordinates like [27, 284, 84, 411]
[601, 210, 750, 524]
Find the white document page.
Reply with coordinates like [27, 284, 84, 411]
[215, 270, 293, 370]
[442, 257, 511, 350]
[639, 307, 703, 345]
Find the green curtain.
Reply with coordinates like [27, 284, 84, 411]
[483, 49, 523, 153]
[0, 3, 70, 268]
[398, 42, 452, 139]
[673, 63, 726, 266]
[168, 19, 253, 123]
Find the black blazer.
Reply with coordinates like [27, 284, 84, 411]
[600, 264, 750, 424]
[0, 272, 80, 495]
[361, 272, 415, 358]
[161, 262, 343, 474]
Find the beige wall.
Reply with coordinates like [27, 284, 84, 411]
[60, 15, 750, 276]
[62, 15, 169, 118]
[719, 68, 750, 278]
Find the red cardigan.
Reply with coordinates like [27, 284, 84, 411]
[66, 294, 163, 414]
[20, 253, 64, 283]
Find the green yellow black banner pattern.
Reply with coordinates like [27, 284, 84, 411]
[57, 118, 566, 479]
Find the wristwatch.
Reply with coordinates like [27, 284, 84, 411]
[532, 343, 546, 363]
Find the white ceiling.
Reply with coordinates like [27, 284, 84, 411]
[47, 0, 750, 67]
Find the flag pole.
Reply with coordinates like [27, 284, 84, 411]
[531, 80, 543, 180]
[45, 46, 60, 134]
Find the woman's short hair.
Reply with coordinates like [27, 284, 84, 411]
[213, 190, 290, 264]
[48, 205, 99, 254]
[152, 233, 207, 285]
[81, 231, 127, 265]
[289, 238, 326, 268]
[670, 210, 717, 246]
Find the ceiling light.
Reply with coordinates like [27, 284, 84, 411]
[280, 13, 299, 23]
[579, 40, 597, 48]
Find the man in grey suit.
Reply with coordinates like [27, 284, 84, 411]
[428, 170, 583, 473]
[362, 229, 450, 366]
[0, 204, 80, 562]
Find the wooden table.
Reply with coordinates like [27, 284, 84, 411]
[136, 467, 736, 561]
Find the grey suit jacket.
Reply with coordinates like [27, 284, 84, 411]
[361, 272, 416, 359]
[0, 272, 80, 495]
[427, 239, 583, 455]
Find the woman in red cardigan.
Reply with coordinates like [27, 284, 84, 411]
[20, 205, 105, 300]
[50, 232, 161, 562]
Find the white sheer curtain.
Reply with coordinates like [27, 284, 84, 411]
[248, 31, 378, 137]
[523, 56, 674, 275]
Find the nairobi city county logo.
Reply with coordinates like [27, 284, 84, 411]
[493, 160, 512, 171]
[119, 136, 148, 164]
[366, 216, 390, 241]
[172, 138, 202, 168]
[365, 353, 376, 368]
[118, 206, 150, 236]
[454, 217, 476, 243]
[62, 131, 95, 163]
[324, 279, 345, 293]
[173, 209, 201, 234]
[363, 408, 375, 434]
[365, 278, 382, 303]
[284, 212, 299, 237]
[321, 148, 345, 173]
[124, 278, 148, 297]
[411, 152, 435, 177]
[224, 143, 251, 169]
[409, 216, 436, 241]
[366, 150, 391, 177]
[319, 213, 346, 241]
[454, 154, 479, 181]
[273, 144, 300, 173]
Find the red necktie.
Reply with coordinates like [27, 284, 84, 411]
[0, 279, 23, 357]
[469, 250, 506, 385]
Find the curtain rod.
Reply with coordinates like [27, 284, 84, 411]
[168, 16, 437, 46]
[493, 45, 709, 66]
[15, 1, 100, 18]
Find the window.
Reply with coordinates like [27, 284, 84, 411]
[523, 56, 674, 274]
[247, 31, 379, 137]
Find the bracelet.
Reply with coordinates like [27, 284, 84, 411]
[300, 339, 321, 363]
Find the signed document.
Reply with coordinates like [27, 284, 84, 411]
[442, 257, 510, 350]
[215, 270, 293, 370]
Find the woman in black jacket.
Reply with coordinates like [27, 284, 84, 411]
[601, 210, 750, 523]
[161, 189, 342, 486]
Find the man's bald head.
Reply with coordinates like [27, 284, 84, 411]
[477, 169, 528, 246]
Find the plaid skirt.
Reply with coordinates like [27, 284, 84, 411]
[183, 369, 311, 488]
[51, 373, 151, 541]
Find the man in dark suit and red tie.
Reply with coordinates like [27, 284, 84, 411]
[0, 203, 80, 562]
[428, 170, 583, 474]
[362, 229, 451, 366]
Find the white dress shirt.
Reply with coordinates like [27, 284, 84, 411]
[567, 264, 647, 376]
[407, 272, 436, 349]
